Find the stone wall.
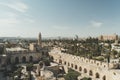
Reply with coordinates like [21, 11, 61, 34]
[8, 52, 42, 64]
[49, 48, 120, 80]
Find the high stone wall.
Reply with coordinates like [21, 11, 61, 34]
[49, 48, 120, 80]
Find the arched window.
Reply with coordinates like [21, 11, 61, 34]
[15, 57, 19, 63]
[75, 65, 77, 69]
[97, 63, 99, 66]
[84, 68, 87, 73]
[64, 61, 66, 65]
[103, 75, 106, 80]
[29, 56, 33, 62]
[79, 67, 82, 71]
[104, 65, 106, 67]
[91, 61, 93, 64]
[22, 56, 26, 63]
[94, 60, 96, 63]
[59, 59, 62, 64]
[71, 63, 73, 68]
[89, 70, 93, 76]
[96, 73, 100, 78]
[68, 62, 70, 66]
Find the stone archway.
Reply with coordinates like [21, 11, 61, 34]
[64, 61, 66, 65]
[75, 65, 77, 69]
[15, 57, 19, 63]
[89, 70, 93, 76]
[103, 75, 106, 80]
[79, 66, 82, 71]
[68, 62, 70, 66]
[22, 56, 26, 63]
[96, 73, 100, 78]
[29, 56, 33, 62]
[59, 59, 62, 64]
[71, 63, 73, 68]
[84, 68, 87, 73]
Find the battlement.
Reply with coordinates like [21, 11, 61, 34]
[49, 50, 114, 69]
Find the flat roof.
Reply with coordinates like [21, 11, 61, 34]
[6, 47, 27, 52]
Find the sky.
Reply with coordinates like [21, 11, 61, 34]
[0, 0, 120, 38]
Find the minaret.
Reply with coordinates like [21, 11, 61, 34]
[38, 32, 42, 47]
[115, 34, 119, 44]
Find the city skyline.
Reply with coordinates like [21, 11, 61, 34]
[0, 0, 120, 38]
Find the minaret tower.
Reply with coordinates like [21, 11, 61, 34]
[38, 32, 42, 47]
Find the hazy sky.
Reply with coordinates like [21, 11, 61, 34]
[0, 0, 120, 38]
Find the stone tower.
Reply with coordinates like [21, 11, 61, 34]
[38, 32, 42, 47]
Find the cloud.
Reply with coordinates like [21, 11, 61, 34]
[7, 12, 18, 18]
[0, 18, 20, 27]
[90, 21, 103, 28]
[52, 25, 69, 30]
[0, 1, 34, 26]
[24, 18, 35, 23]
[0, 18, 35, 27]
[0, 1, 28, 13]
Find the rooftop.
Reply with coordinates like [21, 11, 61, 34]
[6, 47, 28, 52]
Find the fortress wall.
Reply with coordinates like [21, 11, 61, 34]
[10, 52, 42, 63]
[49, 49, 120, 80]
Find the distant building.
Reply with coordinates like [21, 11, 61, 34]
[111, 40, 120, 52]
[111, 44, 120, 52]
[29, 43, 38, 52]
[98, 34, 118, 41]
[0, 39, 3, 43]
[0, 33, 48, 70]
